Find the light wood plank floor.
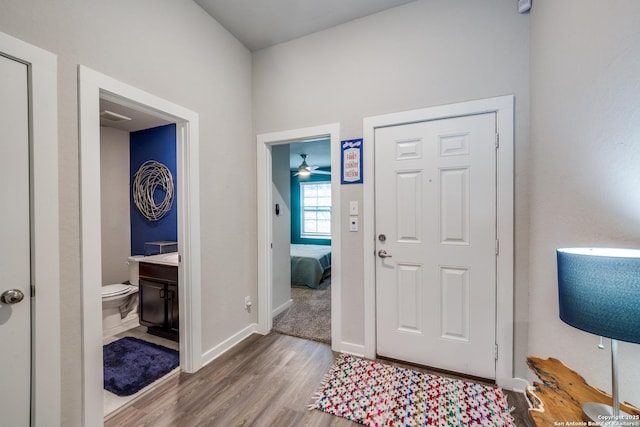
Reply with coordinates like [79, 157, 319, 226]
[105, 332, 532, 427]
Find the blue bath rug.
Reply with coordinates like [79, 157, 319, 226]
[103, 336, 179, 396]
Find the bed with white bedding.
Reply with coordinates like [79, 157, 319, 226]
[290, 244, 331, 288]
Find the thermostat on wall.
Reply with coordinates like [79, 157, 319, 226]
[518, 0, 531, 13]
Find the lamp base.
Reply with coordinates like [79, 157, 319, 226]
[583, 402, 632, 426]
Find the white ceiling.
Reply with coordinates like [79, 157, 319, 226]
[100, 99, 173, 132]
[289, 138, 330, 169]
[194, 0, 417, 51]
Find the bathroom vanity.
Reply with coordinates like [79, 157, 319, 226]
[138, 253, 179, 342]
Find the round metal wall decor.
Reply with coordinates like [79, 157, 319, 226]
[133, 160, 174, 221]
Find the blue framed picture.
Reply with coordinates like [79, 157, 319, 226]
[341, 139, 363, 184]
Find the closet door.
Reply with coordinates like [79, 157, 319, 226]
[0, 53, 31, 426]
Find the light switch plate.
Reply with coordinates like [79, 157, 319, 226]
[349, 201, 359, 215]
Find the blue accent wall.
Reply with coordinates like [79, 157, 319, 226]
[291, 172, 331, 245]
[130, 124, 177, 255]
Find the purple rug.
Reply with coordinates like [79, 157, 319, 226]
[103, 336, 179, 396]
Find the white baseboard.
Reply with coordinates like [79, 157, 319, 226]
[201, 323, 258, 367]
[510, 377, 530, 394]
[102, 313, 140, 341]
[333, 340, 368, 358]
[272, 299, 293, 317]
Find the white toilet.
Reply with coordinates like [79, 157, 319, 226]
[101, 256, 144, 331]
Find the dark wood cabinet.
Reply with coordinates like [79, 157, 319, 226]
[139, 262, 179, 342]
[167, 283, 179, 334]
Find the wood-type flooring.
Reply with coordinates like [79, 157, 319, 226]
[105, 332, 532, 427]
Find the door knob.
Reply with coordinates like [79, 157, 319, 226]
[378, 250, 393, 258]
[1, 289, 25, 304]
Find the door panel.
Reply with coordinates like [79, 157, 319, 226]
[396, 263, 422, 333]
[0, 54, 31, 426]
[396, 171, 422, 242]
[440, 168, 469, 244]
[139, 280, 166, 327]
[440, 266, 470, 340]
[375, 113, 497, 379]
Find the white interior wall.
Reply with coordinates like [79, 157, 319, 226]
[271, 144, 292, 312]
[252, 0, 531, 380]
[100, 126, 131, 285]
[5, 0, 639, 422]
[0, 1, 253, 425]
[530, 0, 640, 405]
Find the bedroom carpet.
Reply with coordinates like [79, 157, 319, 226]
[272, 280, 331, 344]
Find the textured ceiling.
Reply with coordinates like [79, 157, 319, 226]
[194, 0, 417, 51]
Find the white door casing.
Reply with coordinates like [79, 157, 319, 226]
[0, 53, 31, 427]
[0, 32, 60, 427]
[78, 66, 202, 426]
[374, 113, 497, 379]
[363, 95, 515, 388]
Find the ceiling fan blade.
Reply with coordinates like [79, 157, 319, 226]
[311, 170, 331, 175]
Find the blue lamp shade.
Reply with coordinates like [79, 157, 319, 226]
[557, 248, 640, 345]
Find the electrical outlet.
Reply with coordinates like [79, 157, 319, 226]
[244, 296, 252, 311]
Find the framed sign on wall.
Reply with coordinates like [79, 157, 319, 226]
[341, 138, 363, 184]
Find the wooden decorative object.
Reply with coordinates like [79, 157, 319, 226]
[527, 357, 640, 426]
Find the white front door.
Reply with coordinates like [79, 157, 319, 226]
[375, 113, 497, 379]
[0, 54, 32, 425]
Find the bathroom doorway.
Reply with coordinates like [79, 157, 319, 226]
[79, 66, 202, 426]
[99, 102, 181, 416]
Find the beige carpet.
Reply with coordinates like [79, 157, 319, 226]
[272, 282, 331, 344]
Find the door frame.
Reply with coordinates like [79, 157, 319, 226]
[256, 123, 343, 348]
[363, 95, 515, 388]
[78, 66, 202, 426]
[0, 32, 60, 427]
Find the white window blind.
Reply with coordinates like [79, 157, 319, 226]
[300, 182, 331, 238]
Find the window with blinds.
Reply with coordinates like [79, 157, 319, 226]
[300, 182, 331, 238]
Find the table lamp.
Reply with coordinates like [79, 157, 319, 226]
[557, 248, 640, 422]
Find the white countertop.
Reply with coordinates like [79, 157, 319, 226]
[133, 252, 179, 266]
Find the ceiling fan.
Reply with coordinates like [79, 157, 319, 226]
[294, 154, 331, 176]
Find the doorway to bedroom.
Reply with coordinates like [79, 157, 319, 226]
[271, 138, 332, 344]
[256, 123, 342, 349]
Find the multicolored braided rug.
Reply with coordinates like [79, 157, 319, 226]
[311, 354, 515, 427]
